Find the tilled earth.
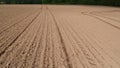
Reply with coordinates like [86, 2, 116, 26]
[0, 5, 120, 68]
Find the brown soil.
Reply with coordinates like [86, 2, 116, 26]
[0, 5, 120, 68]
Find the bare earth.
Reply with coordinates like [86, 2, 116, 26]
[0, 5, 120, 68]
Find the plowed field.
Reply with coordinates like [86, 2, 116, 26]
[0, 5, 120, 68]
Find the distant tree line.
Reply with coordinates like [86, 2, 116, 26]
[0, 0, 42, 4]
[0, 0, 120, 6]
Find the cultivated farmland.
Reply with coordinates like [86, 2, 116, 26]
[0, 5, 120, 68]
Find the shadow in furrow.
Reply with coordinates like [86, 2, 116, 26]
[0, 10, 42, 57]
[0, 7, 42, 35]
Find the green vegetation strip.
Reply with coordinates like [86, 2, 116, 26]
[0, 0, 120, 6]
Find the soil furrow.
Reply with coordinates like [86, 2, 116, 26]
[0, 8, 42, 57]
[0, 5, 120, 68]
